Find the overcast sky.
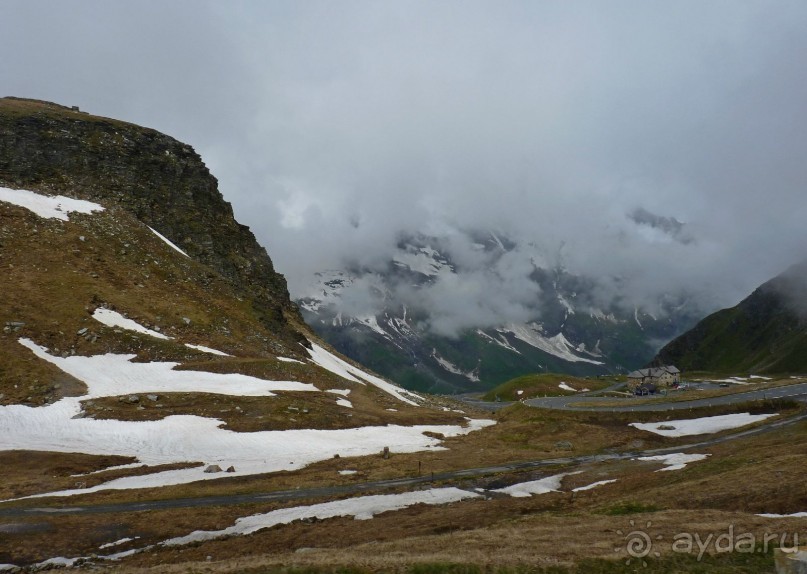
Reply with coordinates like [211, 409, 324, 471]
[3, 1, 807, 323]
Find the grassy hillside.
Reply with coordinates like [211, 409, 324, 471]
[655, 260, 807, 373]
[482, 373, 613, 401]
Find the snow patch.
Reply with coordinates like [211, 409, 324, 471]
[307, 342, 424, 406]
[637, 453, 709, 472]
[492, 472, 574, 497]
[3, 339, 494, 498]
[19, 338, 314, 398]
[572, 479, 617, 492]
[184, 344, 231, 356]
[431, 349, 480, 382]
[0, 186, 104, 221]
[98, 537, 139, 550]
[92, 308, 170, 340]
[392, 246, 453, 277]
[147, 226, 189, 258]
[476, 329, 521, 354]
[497, 324, 603, 365]
[162, 488, 480, 546]
[630, 413, 777, 437]
[354, 315, 388, 337]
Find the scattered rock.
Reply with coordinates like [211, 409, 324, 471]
[657, 425, 676, 431]
[204, 465, 222, 474]
[146, 394, 159, 402]
[554, 440, 574, 451]
[422, 431, 445, 440]
[225, 466, 236, 473]
[126, 395, 140, 403]
[76, 327, 89, 336]
[381, 446, 390, 459]
[4, 321, 25, 333]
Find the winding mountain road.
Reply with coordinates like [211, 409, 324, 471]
[524, 381, 807, 412]
[1, 408, 806, 519]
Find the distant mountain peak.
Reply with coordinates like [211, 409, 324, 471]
[297, 226, 701, 393]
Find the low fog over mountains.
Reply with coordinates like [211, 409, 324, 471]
[299, 228, 703, 392]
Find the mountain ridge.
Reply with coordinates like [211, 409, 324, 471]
[653, 259, 807, 373]
[0, 96, 304, 349]
[298, 231, 703, 393]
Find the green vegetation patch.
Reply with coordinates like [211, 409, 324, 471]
[483, 373, 613, 401]
[599, 501, 663, 515]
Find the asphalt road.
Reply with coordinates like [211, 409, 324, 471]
[2, 409, 805, 519]
[524, 381, 807, 412]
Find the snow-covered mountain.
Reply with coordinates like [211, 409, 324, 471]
[298, 231, 702, 393]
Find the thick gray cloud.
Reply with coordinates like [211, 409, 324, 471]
[3, 1, 807, 325]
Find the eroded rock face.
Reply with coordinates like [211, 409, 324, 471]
[0, 97, 305, 347]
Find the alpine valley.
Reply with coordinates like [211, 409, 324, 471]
[2, 98, 806, 574]
[297, 232, 704, 394]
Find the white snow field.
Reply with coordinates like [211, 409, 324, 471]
[1, 338, 493, 498]
[307, 342, 424, 406]
[496, 323, 604, 365]
[637, 453, 709, 472]
[93, 307, 232, 356]
[161, 487, 480, 546]
[92, 308, 170, 340]
[491, 472, 574, 497]
[19, 338, 315, 398]
[0, 186, 105, 221]
[630, 412, 777, 437]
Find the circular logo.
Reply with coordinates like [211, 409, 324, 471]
[614, 520, 662, 566]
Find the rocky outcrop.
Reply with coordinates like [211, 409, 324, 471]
[0, 97, 304, 346]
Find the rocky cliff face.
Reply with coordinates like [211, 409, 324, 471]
[0, 97, 304, 347]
